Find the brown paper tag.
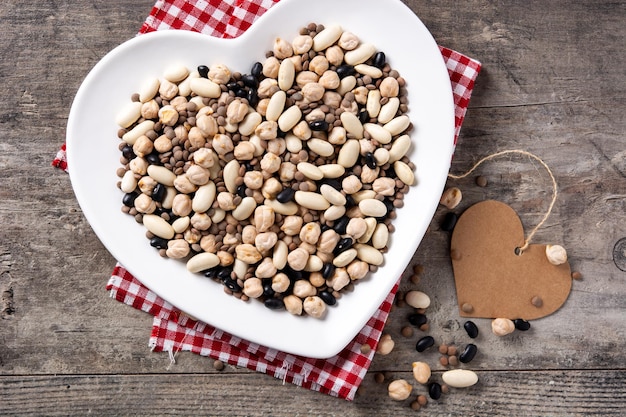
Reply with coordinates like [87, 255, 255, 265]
[450, 200, 572, 320]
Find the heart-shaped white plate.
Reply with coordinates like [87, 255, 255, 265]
[67, 0, 454, 358]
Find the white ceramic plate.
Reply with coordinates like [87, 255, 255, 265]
[67, 0, 454, 358]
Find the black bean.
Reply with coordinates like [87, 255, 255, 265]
[152, 183, 166, 203]
[223, 278, 242, 292]
[281, 265, 303, 281]
[463, 320, 479, 338]
[364, 152, 377, 169]
[309, 120, 329, 131]
[244, 162, 255, 171]
[514, 318, 531, 331]
[321, 263, 335, 279]
[319, 178, 341, 190]
[336, 64, 356, 78]
[385, 165, 397, 178]
[217, 267, 232, 282]
[149, 236, 169, 250]
[250, 61, 263, 79]
[276, 187, 296, 203]
[241, 74, 258, 89]
[264, 297, 285, 310]
[373, 51, 386, 69]
[333, 237, 354, 255]
[263, 281, 275, 298]
[203, 267, 220, 280]
[428, 382, 442, 400]
[333, 216, 350, 234]
[122, 192, 138, 207]
[226, 81, 241, 92]
[358, 108, 369, 124]
[121, 145, 135, 160]
[197, 65, 209, 78]
[235, 88, 248, 99]
[345, 194, 356, 208]
[416, 335, 435, 352]
[440, 212, 458, 231]
[408, 313, 427, 327]
[146, 152, 161, 165]
[247, 89, 259, 108]
[319, 290, 337, 306]
[236, 184, 247, 198]
[459, 343, 478, 363]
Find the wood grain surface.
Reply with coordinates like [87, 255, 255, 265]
[1, 0, 625, 415]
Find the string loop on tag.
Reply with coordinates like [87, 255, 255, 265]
[448, 150, 557, 254]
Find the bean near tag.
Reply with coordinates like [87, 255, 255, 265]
[450, 200, 572, 320]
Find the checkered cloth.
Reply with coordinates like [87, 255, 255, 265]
[53, 0, 481, 400]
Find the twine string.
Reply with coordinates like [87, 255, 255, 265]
[447, 150, 558, 254]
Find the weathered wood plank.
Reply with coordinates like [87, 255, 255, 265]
[1, 370, 624, 416]
[0, 0, 625, 414]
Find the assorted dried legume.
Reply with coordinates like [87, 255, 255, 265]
[115, 23, 416, 317]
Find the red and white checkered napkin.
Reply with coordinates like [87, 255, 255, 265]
[53, 0, 481, 400]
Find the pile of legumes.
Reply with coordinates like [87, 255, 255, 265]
[115, 23, 416, 318]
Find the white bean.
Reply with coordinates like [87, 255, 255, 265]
[122, 120, 155, 145]
[163, 64, 189, 83]
[139, 77, 160, 102]
[223, 159, 240, 194]
[354, 64, 383, 78]
[278, 58, 295, 91]
[272, 240, 288, 270]
[324, 204, 346, 221]
[116, 101, 142, 128]
[388, 134, 412, 162]
[394, 160, 415, 185]
[319, 164, 345, 178]
[405, 290, 431, 309]
[142, 214, 175, 239]
[358, 198, 387, 217]
[147, 164, 176, 187]
[238, 112, 262, 136]
[442, 369, 479, 388]
[120, 170, 137, 193]
[306, 138, 335, 157]
[355, 243, 384, 265]
[320, 184, 346, 206]
[313, 24, 343, 51]
[366, 89, 381, 118]
[266, 90, 286, 122]
[383, 115, 411, 136]
[294, 191, 330, 211]
[190, 78, 221, 98]
[277, 105, 302, 132]
[264, 198, 299, 215]
[337, 139, 360, 168]
[172, 216, 190, 234]
[340, 112, 363, 139]
[336, 75, 357, 95]
[377, 97, 400, 124]
[363, 123, 392, 144]
[333, 248, 357, 267]
[344, 43, 376, 65]
[192, 181, 216, 213]
[187, 252, 220, 273]
[371, 223, 389, 249]
[232, 197, 257, 221]
[297, 162, 324, 180]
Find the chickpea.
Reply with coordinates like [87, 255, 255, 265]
[254, 257, 277, 279]
[261, 177, 282, 199]
[241, 224, 258, 244]
[328, 267, 350, 291]
[283, 294, 303, 316]
[190, 212, 212, 231]
[376, 334, 395, 355]
[244, 171, 264, 190]
[303, 296, 326, 318]
[342, 175, 363, 194]
[255, 120, 278, 140]
[546, 244, 567, 265]
[299, 222, 322, 245]
[226, 99, 248, 124]
[243, 277, 264, 299]
[193, 148, 216, 168]
[372, 177, 396, 197]
[132, 135, 153, 158]
[186, 165, 210, 186]
[262, 56, 280, 78]
[207, 63, 231, 84]
[212, 134, 234, 155]
[292, 280, 316, 298]
[273, 37, 293, 59]
[271, 272, 290, 293]
[255, 231, 278, 253]
[216, 250, 234, 266]
[196, 114, 218, 137]
[388, 379, 413, 401]
[166, 239, 190, 259]
[347, 260, 369, 280]
[281, 215, 303, 236]
[134, 193, 156, 214]
[171, 194, 192, 217]
[291, 35, 313, 55]
[440, 187, 462, 209]
[158, 105, 179, 126]
[317, 229, 340, 254]
[492, 318, 516, 336]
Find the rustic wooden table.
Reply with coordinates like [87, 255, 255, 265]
[1, 0, 625, 415]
